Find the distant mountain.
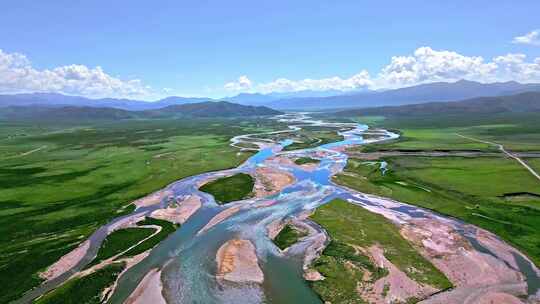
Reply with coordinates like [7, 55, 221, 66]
[0, 101, 282, 121]
[3, 80, 540, 112]
[147, 101, 282, 118]
[264, 80, 540, 110]
[150, 96, 213, 109]
[0, 93, 212, 111]
[228, 89, 348, 105]
[227, 93, 276, 105]
[336, 91, 540, 117]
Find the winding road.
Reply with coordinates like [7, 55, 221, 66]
[456, 133, 540, 181]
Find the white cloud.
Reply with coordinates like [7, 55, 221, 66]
[224, 70, 373, 93]
[224, 47, 540, 94]
[376, 47, 498, 87]
[494, 53, 540, 82]
[257, 70, 373, 93]
[0, 49, 151, 98]
[224, 75, 253, 91]
[512, 30, 540, 46]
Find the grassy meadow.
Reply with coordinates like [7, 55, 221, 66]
[353, 112, 540, 152]
[0, 117, 280, 302]
[273, 225, 307, 251]
[35, 262, 125, 304]
[334, 157, 540, 266]
[199, 173, 255, 204]
[121, 217, 179, 257]
[310, 199, 451, 303]
[89, 227, 155, 267]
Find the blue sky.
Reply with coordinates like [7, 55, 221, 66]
[1, 0, 539, 99]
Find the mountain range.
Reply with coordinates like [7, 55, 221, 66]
[0, 93, 212, 111]
[1, 80, 540, 111]
[336, 91, 540, 117]
[259, 80, 540, 110]
[0, 101, 282, 121]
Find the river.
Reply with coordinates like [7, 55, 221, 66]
[19, 113, 540, 304]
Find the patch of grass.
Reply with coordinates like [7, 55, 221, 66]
[89, 228, 155, 266]
[284, 129, 344, 151]
[273, 225, 307, 250]
[35, 262, 125, 304]
[527, 158, 540, 175]
[199, 173, 254, 204]
[121, 217, 179, 257]
[311, 250, 366, 304]
[294, 157, 320, 166]
[335, 156, 540, 266]
[312, 199, 450, 291]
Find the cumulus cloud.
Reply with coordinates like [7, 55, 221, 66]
[257, 70, 373, 93]
[224, 75, 253, 91]
[224, 71, 373, 93]
[494, 53, 540, 82]
[376, 47, 498, 87]
[224, 47, 540, 94]
[512, 30, 540, 46]
[0, 49, 151, 98]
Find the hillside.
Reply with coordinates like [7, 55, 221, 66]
[0, 105, 137, 121]
[0, 93, 212, 111]
[146, 101, 282, 117]
[0, 101, 282, 121]
[337, 91, 540, 117]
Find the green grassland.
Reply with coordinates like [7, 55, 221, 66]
[294, 157, 320, 165]
[310, 199, 451, 303]
[121, 217, 178, 257]
[0, 117, 280, 302]
[90, 227, 155, 266]
[334, 157, 540, 266]
[528, 158, 540, 174]
[87, 217, 179, 267]
[361, 127, 494, 152]
[353, 113, 540, 152]
[273, 225, 307, 250]
[35, 262, 125, 304]
[199, 173, 255, 204]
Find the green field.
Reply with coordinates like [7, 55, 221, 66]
[354, 113, 540, 152]
[35, 262, 125, 304]
[121, 217, 179, 257]
[360, 127, 494, 152]
[309, 199, 451, 303]
[273, 225, 307, 250]
[199, 173, 255, 204]
[334, 156, 540, 266]
[89, 227, 155, 266]
[528, 158, 540, 174]
[0, 117, 279, 302]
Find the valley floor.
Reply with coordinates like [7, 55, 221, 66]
[4, 112, 540, 304]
